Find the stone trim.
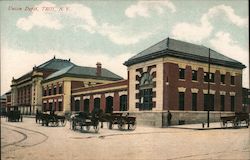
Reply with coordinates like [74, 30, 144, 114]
[191, 88, 199, 93]
[118, 91, 127, 96]
[105, 92, 114, 97]
[74, 97, 80, 100]
[83, 96, 90, 100]
[220, 91, 226, 95]
[178, 87, 186, 92]
[203, 89, 216, 94]
[58, 98, 62, 102]
[229, 92, 236, 96]
[93, 94, 101, 99]
[48, 99, 53, 103]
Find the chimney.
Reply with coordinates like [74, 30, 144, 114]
[96, 62, 102, 76]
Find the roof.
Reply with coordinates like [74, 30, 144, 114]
[43, 65, 123, 82]
[1, 94, 7, 100]
[124, 37, 246, 69]
[37, 57, 74, 70]
[14, 57, 74, 82]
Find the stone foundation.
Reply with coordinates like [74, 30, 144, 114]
[127, 111, 240, 127]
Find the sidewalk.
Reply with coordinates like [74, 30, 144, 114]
[169, 122, 247, 130]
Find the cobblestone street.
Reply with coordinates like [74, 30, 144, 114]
[1, 117, 249, 160]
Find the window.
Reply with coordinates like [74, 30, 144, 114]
[192, 93, 197, 111]
[230, 96, 235, 111]
[58, 102, 62, 111]
[179, 92, 184, 110]
[220, 95, 225, 111]
[204, 94, 214, 111]
[59, 86, 62, 94]
[204, 72, 209, 82]
[43, 89, 46, 96]
[139, 89, 153, 110]
[231, 76, 235, 85]
[204, 72, 214, 83]
[179, 68, 185, 79]
[94, 98, 100, 111]
[48, 88, 51, 95]
[43, 103, 46, 112]
[53, 86, 57, 95]
[75, 100, 80, 111]
[210, 73, 214, 83]
[221, 75, 225, 84]
[120, 95, 128, 111]
[192, 70, 197, 81]
[84, 99, 90, 113]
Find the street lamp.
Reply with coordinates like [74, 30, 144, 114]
[207, 48, 211, 128]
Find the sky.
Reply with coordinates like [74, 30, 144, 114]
[0, 0, 249, 95]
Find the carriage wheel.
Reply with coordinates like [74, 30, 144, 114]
[93, 123, 100, 133]
[72, 121, 76, 130]
[129, 121, 137, 130]
[220, 121, 225, 128]
[118, 120, 126, 130]
[60, 119, 67, 127]
[85, 125, 90, 131]
[107, 121, 113, 129]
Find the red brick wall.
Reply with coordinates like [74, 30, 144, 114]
[71, 81, 84, 89]
[163, 62, 242, 112]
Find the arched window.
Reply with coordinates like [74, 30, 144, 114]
[105, 96, 113, 113]
[120, 95, 127, 111]
[84, 99, 90, 113]
[139, 72, 153, 111]
[94, 98, 100, 111]
[75, 100, 80, 111]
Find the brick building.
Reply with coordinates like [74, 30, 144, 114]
[41, 62, 123, 113]
[71, 80, 128, 113]
[10, 56, 122, 114]
[123, 38, 246, 126]
[7, 37, 247, 126]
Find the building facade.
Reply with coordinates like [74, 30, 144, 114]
[71, 80, 128, 113]
[123, 38, 246, 126]
[41, 62, 123, 113]
[7, 37, 247, 126]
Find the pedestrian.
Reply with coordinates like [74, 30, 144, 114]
[167, 110, 172, 127]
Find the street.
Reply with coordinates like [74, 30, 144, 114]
[1, 117, 249, 160]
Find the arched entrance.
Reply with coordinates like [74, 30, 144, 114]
[139, 72, 153, 111]
[75, 100, 80, 111]
[105, 96, 113, 113]
[94, 98, 100, 112]
[120, 95, 127, 111]
[84, 99, 90, 113]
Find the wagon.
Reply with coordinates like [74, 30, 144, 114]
[100, 113, 136, 131]
[70, 112, 100, 133]
[220, 112, 249, 128]
[6, 110, 23, 122]
[40, 112, 66, 127]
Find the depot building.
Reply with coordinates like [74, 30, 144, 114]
[9, 37, 246, 127]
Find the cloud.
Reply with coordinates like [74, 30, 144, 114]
[1, 44, 134, 94]
[98, 23, 153, 45]
[63, 3, 97, 33]
[171, 4, 248, 43]
[16, 1, 63, 31]
[125, 1, 176, 18]
[209, 31, 249, 88]
[16, 1, 154, 45]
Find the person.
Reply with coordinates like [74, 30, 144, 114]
[167, 110, 172, 127]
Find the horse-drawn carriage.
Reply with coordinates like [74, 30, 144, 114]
[100, 112, 136, 130]
[70, 112, 100, 133]
[36, 111, 66, 127]
[6, 110, 23, 122]
[220, 112, 249, 128]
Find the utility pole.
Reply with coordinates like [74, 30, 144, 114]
[207, 48, 211, 128]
